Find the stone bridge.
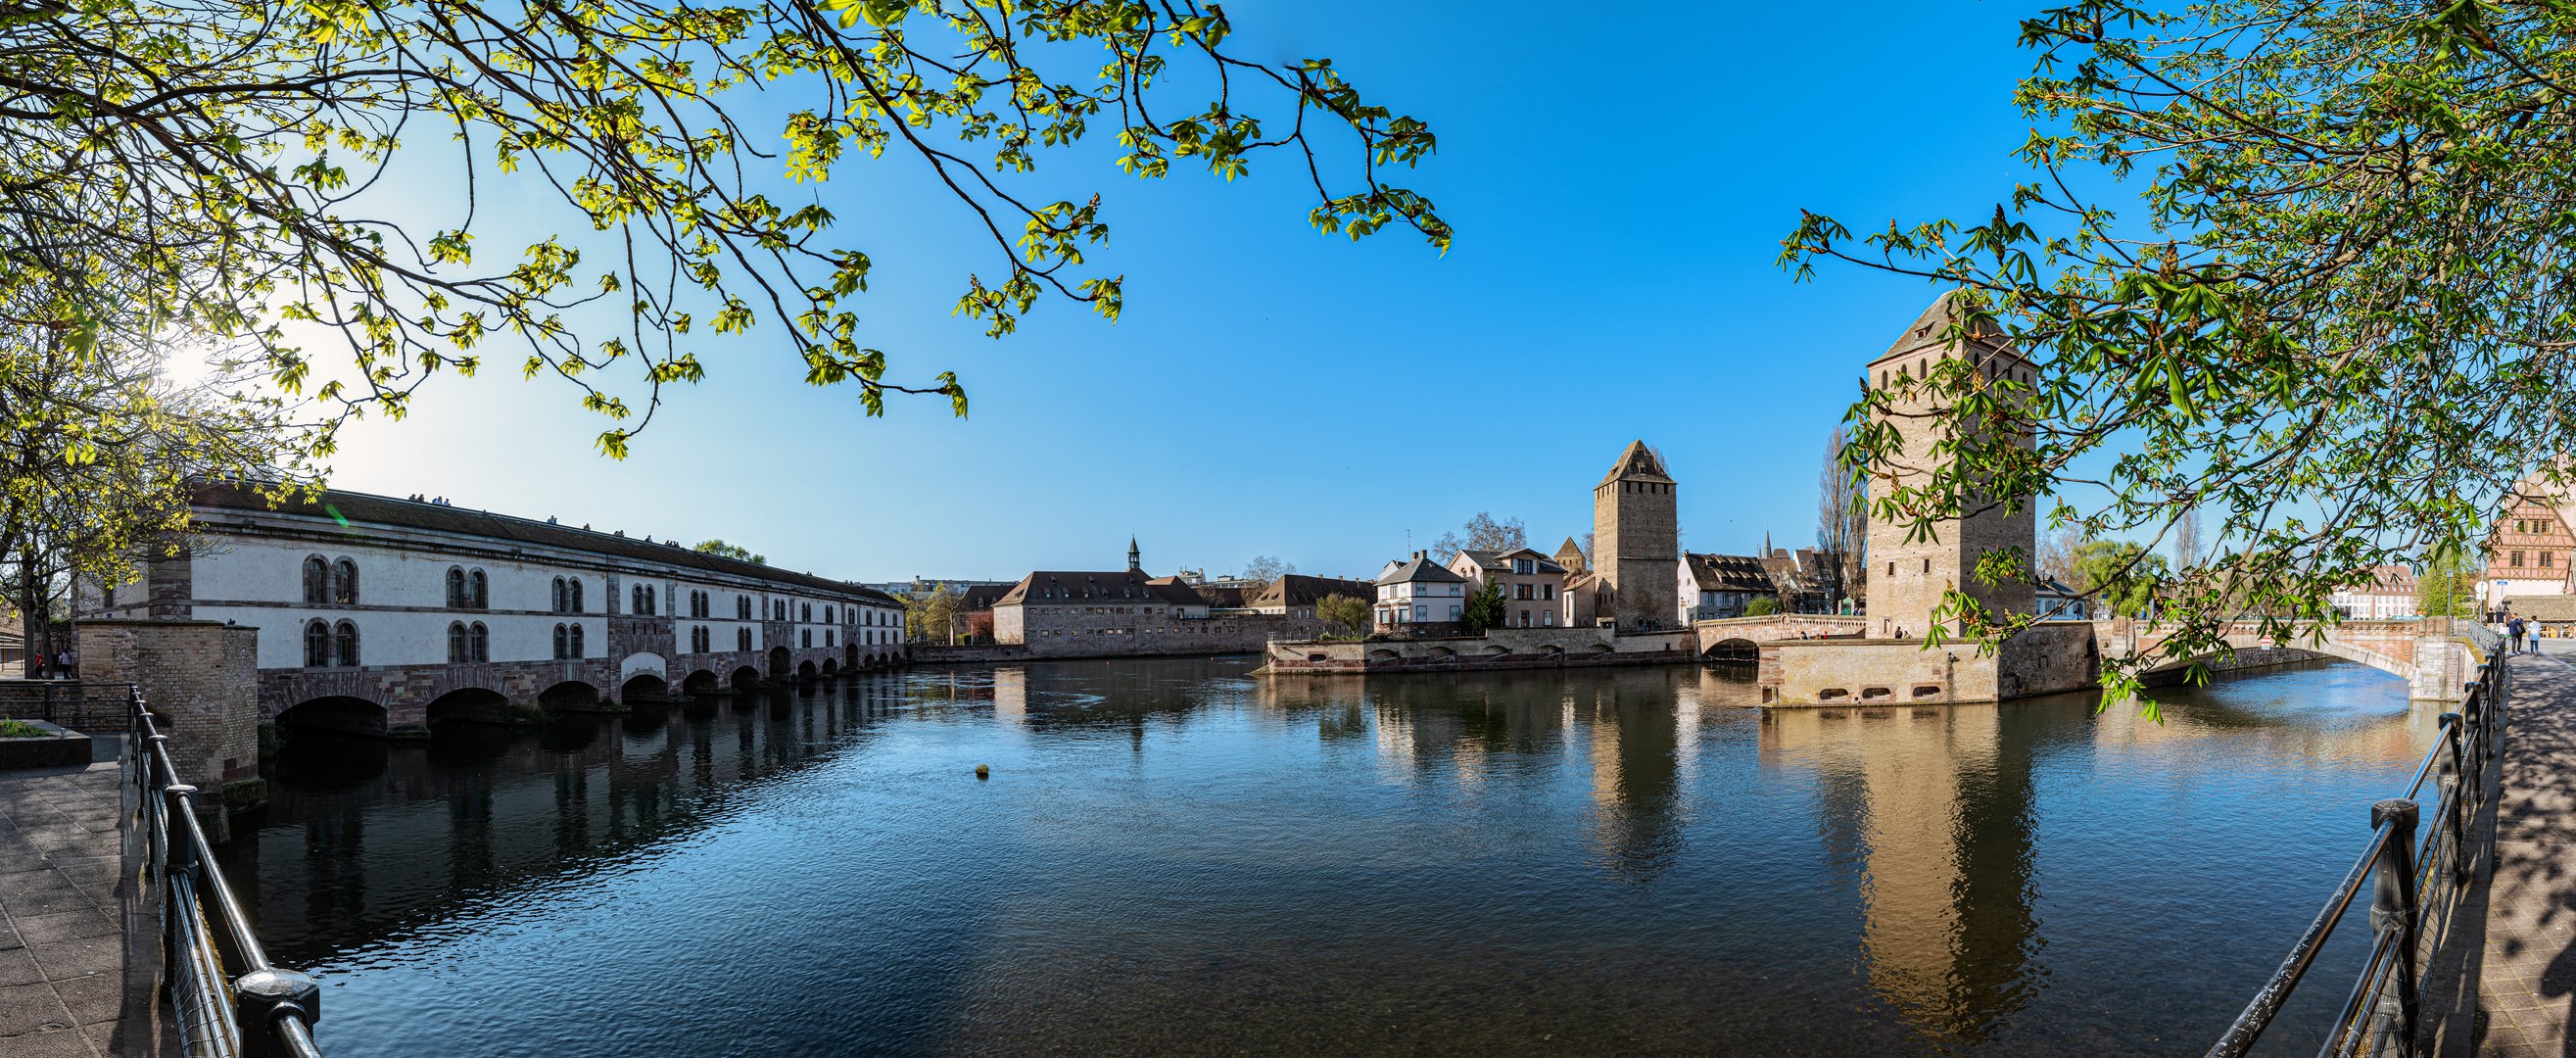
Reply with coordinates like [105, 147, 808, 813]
[1713, 614, 2485, 705]
[1693, 614, 1869, 657]
[2103, 617, 2479, 700]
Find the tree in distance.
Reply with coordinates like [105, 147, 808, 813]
[1459, 577, 1507, 634]
[693, 540, 766, 565]
[1315, 593, 1371, 636]
[1432, 512, 1527, 557]
[1780, 0, 2563, 702]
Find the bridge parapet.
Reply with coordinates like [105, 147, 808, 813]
[1693, 614, 1866, 655]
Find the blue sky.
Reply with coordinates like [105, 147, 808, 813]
[322, 0, 2051, 584]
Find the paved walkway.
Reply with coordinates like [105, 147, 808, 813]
[0, 743, 167, 1057]
[2472, 644, 2576, 1055]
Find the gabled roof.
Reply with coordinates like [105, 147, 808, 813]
[1598, 440, 1674, 486]
[2034, 577, 2079, 597]
[1683, 553, 1776, 595]
[1456, 549, 1567, 576]
[191, 482, 899, 604]
[957, 584, 1011, 611]
[1255, 574, 1376, 608]
[1378, 556, 1467, 586]
[1872, 291, 2026, 368]
[997, 570, 1205, 607]
[1554, 537, 1585, 558]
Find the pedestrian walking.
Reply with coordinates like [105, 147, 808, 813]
[2509, 615, 2526, 654]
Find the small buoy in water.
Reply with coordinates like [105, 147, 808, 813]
[975, 764, 990, 780]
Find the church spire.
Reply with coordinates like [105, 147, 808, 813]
[1127, 536, 1141, 573]
[1764, 529, 1773, 557]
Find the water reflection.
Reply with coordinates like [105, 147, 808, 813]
[232, 656, 2439, 1058]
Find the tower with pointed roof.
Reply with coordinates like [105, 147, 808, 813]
[1126, 537, 1141, 574]
[1593, 441, 1680, 630]
[1864, 293, 2036, 636]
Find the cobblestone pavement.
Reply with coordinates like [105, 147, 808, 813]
[0, 744, 165, 1058]
[2479, 646, 2576, 1055]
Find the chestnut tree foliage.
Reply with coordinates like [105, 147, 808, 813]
[0, 0, 1447, 456]
[1781, 0, 2572, 703]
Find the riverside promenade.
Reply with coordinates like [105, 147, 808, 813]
[2457, 643, 2576, 1055]
[0, 745, 165, 1057]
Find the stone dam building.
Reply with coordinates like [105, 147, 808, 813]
[73, 485, 908, 739]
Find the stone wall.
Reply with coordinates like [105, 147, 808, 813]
[1996, 622, 2098, 699]
[1004, 606, 1330, 659]
[1263, 628, 1693, 674]
[909, 644, 1035, 664]
[1759, 639, 1999, 706]
[77, 619, 263, 821]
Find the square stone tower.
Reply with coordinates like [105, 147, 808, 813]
[1865, 295, 2036, 637]
[1593, 441, 1680, 630]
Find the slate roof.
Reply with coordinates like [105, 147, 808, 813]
[1378, 556, 1467, 586]
[997, 570, 1205, 607]
[1598, 440, 1674, 487]
[956, 584, 1011, 612]
[1873, 291, 2023, 367]
[1456, 549, 1568, 576]
[1254, 574, 1375, 608]
[1684, 553, 1777, 595]
[191, 482, 901, 604]
[1149, 576, 1244, 608]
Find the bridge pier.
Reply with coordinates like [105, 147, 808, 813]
[2410, 635, 2475, 702]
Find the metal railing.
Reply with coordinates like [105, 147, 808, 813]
[128, 689, 324, 1058]
[2205, 645, 2508, 1058]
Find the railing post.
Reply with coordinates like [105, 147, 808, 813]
[2437, 715, 2467, 888]
[2370, 798, 2422, 1057]
[235, 967, 322, 1057]
[163, 785, 199, 880]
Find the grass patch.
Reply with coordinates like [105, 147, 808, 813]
[0, 718, 51, 739]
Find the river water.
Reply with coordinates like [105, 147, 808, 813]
[217, 656, 2435, 1057]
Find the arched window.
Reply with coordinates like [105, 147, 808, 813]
[450, 621, 470, 663]
[305, 620, 331, 667]
[568, 579, 583, 612]
[468, 570, 488, 609]
[552, 577, 566, 612]
[303, 556, 330, 604]
[692, 626, 709, 653]
[330, 558, 358, 604]
[447, 567, 467, 608]
[737, 627, 751, 651]
[333, 621, 360, 667]
[825, 630, 835, 649]
[801, 602, 812, 622]
[825, 606, 835, 624]
[631, 585, 644, 614]
[645, 586, 657, 615]
[738, 596, 751, 620]
[469, 622, 489, 663]
[801, 629, 812, 648]
[568, 624, 585, 658]
[552, 624, 568, 660]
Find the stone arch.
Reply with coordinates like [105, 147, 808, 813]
[1535, 644, 1564, 657]
[681, 669, 722, 696]
[845, 644, 859, 669]
[1479, 644, 1511, 656]
[1704, 638, 1759, 663]
[1583, 642, 1616, 654]
[820, 658, 838, 678]
[538, 681, 602, 712]
[1427, 646, 1456, 659]
[1366, 648, 1400, 662]
[796, 659, 818, 680]
[768, 646, 792, 680]
[425, 687, 517, 727]
[731, 666, 763, 690]
[618, 651, 669, 686]
[620, 673, 671, 703]
[276, 696, 387, 737]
